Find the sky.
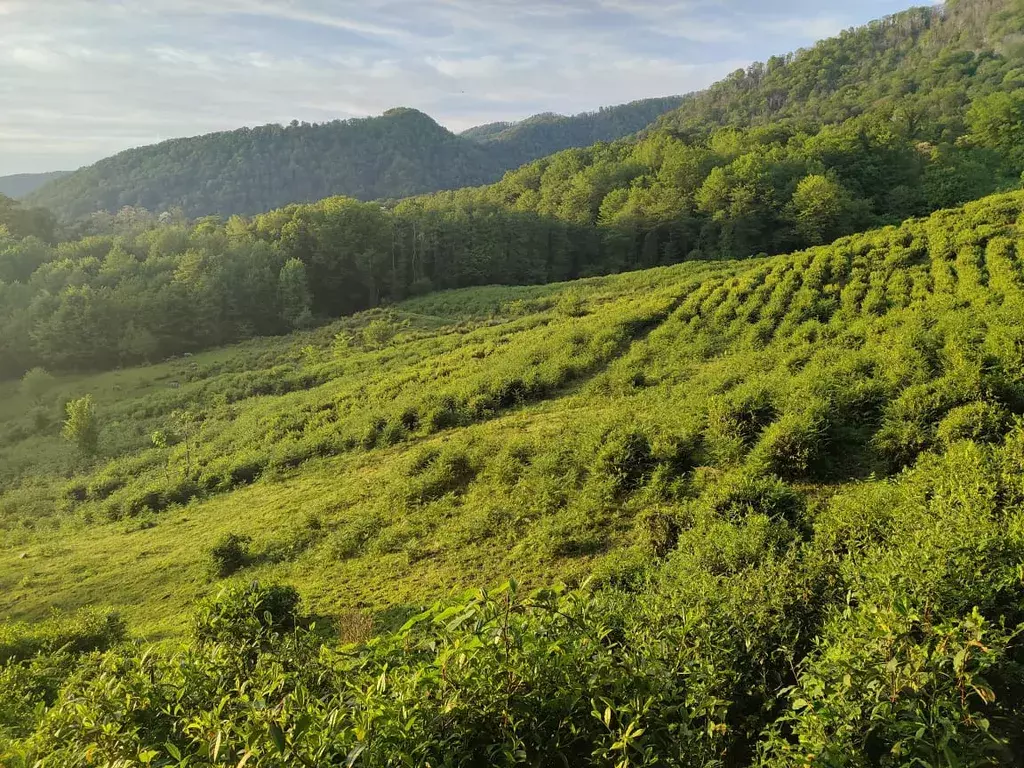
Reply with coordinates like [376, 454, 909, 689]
[0, 0, 921, 176]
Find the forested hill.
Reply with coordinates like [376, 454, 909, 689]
[461, 96, 687, 166]
[24, 109, 496, 220]
[24, 98, 685, 221]
[652, 0, 1024, 135]
[0, 171, 69, 199]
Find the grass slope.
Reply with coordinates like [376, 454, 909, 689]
[3, 190, 1024, 640]
[5, 191, 1024, 762]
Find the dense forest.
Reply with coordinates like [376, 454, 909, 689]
[651, 0, 1024, 134]
[460, 96, 687, 162]
[5, 189, 1024, 764]
[0, 172, 70, 200]
[23, 98, 685, 220]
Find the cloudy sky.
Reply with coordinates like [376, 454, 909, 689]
[0, 0, 917, 176]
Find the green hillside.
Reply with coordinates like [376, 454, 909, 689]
[24, 98, 685, 221]
[462, 97, 687, 165]
[4, 190, 1024, 763]
[652, 0, 1024, 134]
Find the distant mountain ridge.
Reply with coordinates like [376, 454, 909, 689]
[0, 171, 70, 199]
[26, 98, 685, 220]
[461, 97, 686, 163]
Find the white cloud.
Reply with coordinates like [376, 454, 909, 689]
[7, 46, 65, 71]
[426, 55, 505, 79]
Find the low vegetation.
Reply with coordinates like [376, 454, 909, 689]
[3, 190, 1024, 764]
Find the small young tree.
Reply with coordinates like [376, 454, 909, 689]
[154, 410, 199, 478]
[21, 367, 55, 404]
[363, 317, 399, 349]
[62, 395, 99, 456]
[173, 410, 199, 478]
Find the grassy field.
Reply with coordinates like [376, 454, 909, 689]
[0, 260, 740, 638]
[6, 192, 1024, 763]
[4, 191, 1024, 645]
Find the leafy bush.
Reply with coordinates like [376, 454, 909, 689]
[192, 581, 301, 646]
[748, 405, 829, 480]
[208, 533, 253, 578]
[0, 609, 126, 664]
[936, 401, 1009, 446]
[595, 429, 656, 494]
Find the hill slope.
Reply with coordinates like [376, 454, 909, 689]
[25, 98, 685, 220]
[25, 109, 496, 220]
[653, 0, 1024, 134]
[0, 171, 69, 199]
[4, 191, 1024, 763]
[463, 96, 686, 164]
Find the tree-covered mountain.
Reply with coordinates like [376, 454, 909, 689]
[25, 108, 499, 221]
[651, 0, 1024, 135]
[0, 171, 69, 199]
[462, 97, 687, 165]
[24, 98, 686, 221]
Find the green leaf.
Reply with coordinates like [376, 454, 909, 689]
[294, 713, 312, 740]
[269, 721, 286, 754]
[345, 744, 366, 767]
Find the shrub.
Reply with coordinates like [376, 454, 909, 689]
[407, 449, 477, 503]
[330, 514, 382, 560]
[556, 290, 587, 317]
[936, 401, 1009, 446]
[209, 533, 252, 578]
[425, 398, 461, 431]
[763, 606, 1016, 766]
[697, 467, 803, 523]
[363, 317, 399, 348]
[192, 581, 300, 646]
[0, 609, 126, 664]
[596, 429, 656, 494]
[380, 420, 407, 446]
[227, 454, 266, 486]
[748, 406, 829, 480]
